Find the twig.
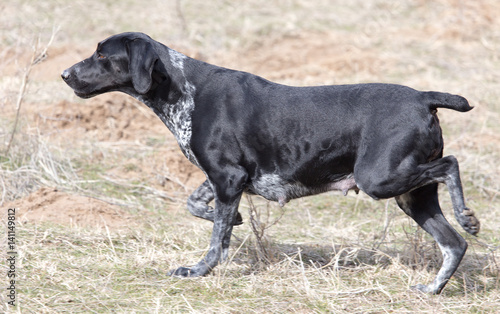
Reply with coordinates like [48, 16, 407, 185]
[245, 195, 286, 263]
[373, 200, 395, 251]
[4, 50, 34, 156]
[247, 195, 270, 263]
[4, 27, 59, 156]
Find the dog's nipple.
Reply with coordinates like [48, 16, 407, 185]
[278, 197, 287, 207]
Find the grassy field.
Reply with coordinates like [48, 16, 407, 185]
[1, 0, 500, 312]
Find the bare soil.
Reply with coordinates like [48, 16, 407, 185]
[5, 23, 499, 229]
[5, 187, 136, 230]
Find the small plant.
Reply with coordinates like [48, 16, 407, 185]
[245, 195, 285, 264]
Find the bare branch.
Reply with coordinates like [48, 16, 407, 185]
[4, 26, 60, 156]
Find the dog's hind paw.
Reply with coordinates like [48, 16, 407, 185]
[457, 208, 480, 235]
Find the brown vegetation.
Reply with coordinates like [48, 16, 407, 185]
[1, 0, 499, 312]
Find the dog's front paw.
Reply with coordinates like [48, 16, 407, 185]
[410, 283, 441, 295]
[411, 284, 429, 293]
[168, 266, 204, 278]
[457, 208, 480, 235]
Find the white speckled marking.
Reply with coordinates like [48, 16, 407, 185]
[153, 49, 198, 164]
[169, 49, 187, 70]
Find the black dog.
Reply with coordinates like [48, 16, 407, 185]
[62, 32, 480, 294]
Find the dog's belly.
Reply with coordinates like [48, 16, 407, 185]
[246, 173, 358, 206]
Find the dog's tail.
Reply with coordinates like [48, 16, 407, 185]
[422, 91, 473, 112]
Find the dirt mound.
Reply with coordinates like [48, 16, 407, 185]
[104, 146, 205, 196]
[35, 94, 167, 142]
[30, 93, 205, 221]
[6, 187, 137, 230]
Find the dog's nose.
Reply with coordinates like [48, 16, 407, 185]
[61, 69, 70, 80]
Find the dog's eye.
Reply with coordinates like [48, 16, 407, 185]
[97, 53, 106, 60]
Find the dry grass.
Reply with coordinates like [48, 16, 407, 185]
[1, 0, 500, 312]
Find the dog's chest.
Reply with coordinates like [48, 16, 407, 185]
[138, 89, 197, 164]
[161, 83, 196, 160]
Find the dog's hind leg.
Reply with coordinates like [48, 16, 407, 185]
[356, 153, 480, 293]
[357, 155, 479, 235]
[395, 184, 468, 294]
[187, 180, 243, 225]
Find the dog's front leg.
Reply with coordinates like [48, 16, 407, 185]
[187, 180, 243, 225]
[169, 196, 242, 277]
[169, 171, 246, 277]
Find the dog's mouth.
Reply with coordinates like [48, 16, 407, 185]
[74, 86, 115, 99]
[71, 82, 106, 99]
[74, 90, 95, 99]
[62, 74, 98, 99]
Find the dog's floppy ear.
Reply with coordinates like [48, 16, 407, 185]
[127, 39, 158, 94]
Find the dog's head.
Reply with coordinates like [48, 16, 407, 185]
[62, 32, 159, 98]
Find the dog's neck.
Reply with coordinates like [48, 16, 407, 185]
[131, 48, 200, 164]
